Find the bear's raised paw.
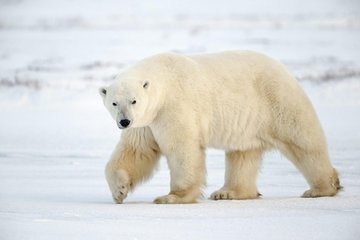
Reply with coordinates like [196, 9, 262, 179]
[111, 184, 129, 204]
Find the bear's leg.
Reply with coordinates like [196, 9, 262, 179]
[105, 127, 161, 203]
[279, 143, 341, 197]
[210, 149, 263, 200]
[153, 146, 206, 204]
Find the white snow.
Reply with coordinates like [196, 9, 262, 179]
[0, 0, 360, 239]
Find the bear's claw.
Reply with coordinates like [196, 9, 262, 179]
[210, 189, 261, 200]
[210, 190, 235, 200]
[110, 183, 129, 204]
[111, 185, 128, 204]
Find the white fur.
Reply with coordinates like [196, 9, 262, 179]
[100, 51, 341, 204]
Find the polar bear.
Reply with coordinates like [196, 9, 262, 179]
[99, 51, 341, 204]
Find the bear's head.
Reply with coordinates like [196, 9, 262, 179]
[99, 78, 152, 129]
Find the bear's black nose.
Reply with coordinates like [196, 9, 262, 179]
[120, 119, 131, 128]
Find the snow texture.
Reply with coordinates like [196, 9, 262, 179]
[0, 0, 359, 239]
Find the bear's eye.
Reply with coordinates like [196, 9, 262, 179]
[112, 102, 117, 106]
[131, 100, 137, 105]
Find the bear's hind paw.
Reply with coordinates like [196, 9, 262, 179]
[210, 189, 260, 200]
[210, 190, 236, 200]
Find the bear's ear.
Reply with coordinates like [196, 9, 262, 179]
[99, 87, 107, 100]
[143, 81, 149, 89]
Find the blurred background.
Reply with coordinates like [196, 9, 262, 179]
[1, 0, 360, 88]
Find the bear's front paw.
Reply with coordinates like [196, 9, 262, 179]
[154, 194, 181, 204]
[111, 184, 129, 204]
[106, 169, 130, 204]
[302, 187, 337, 198]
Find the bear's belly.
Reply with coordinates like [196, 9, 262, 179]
[205, 105, 268, 151]
[208, 129, 264, 151]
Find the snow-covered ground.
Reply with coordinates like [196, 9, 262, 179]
[0, 0, 360, 239]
